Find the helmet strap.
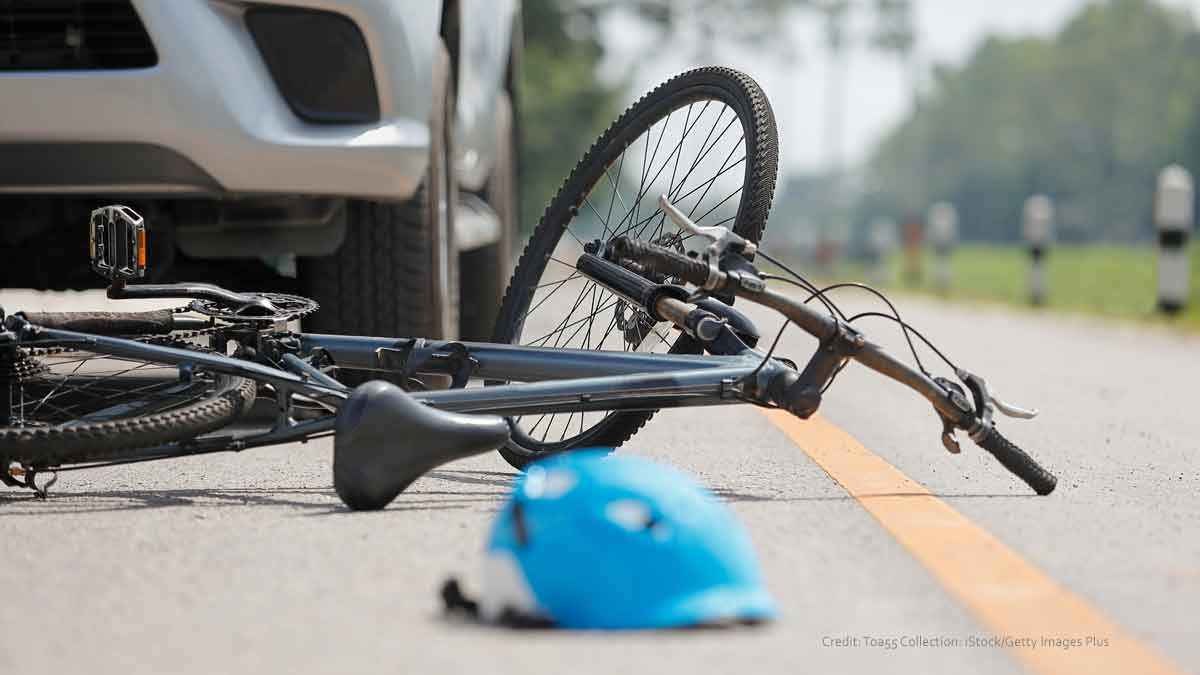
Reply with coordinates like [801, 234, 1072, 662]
[440, 577, 555, 629]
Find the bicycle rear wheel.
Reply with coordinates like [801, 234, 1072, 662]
[492, 67, 778, 469]
[0, 343, 255, 470]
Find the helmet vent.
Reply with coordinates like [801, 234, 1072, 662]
[605, 499, 654, 531]
[523, 467, 577, 500]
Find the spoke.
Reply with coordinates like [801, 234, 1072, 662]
[520, 268, 584, 323]
[596, 309, 623, 348]
[526, 297, 621, 347]
[511, 97, 752, 449]
[666, 115, 739, 212]
[668, 103, 695, 202]
[527, 414, 549, 437]
[690, 183, 744, 227]
[555, 282, 601, 348]
[73, 376, 210, 421]
[633, 119, 654, 239]
[637, 112, 672, 227]
[40, 377, 206, 419]
[535, 272, 582, 291]
[603, 148, 628, 236]
[617, 148, 742, 247]
[684, 137, 746, 221]
[559, 412, 575, 441]
[15, 351, 215, 426]
[545, 278, 601, 346]
[638, 153, 747, 247]
[561, 220, 588, 248]
[582, 284, 609, 351]
[581, 197, 611, 240]
[29, 356, 90, 418]
[650, 327, 674, 350]
[32, 360, 165, 416]
[606, 103, 714, 240]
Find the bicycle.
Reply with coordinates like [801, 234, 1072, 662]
[0, 68, 1056, 509]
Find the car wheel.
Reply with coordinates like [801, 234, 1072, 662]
[459, 90, 517, 341]
[301, 41, 459, 356]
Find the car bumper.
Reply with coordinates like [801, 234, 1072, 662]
[0, 0, 440, 201]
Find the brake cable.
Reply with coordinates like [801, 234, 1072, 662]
[755, 246, 955, 378]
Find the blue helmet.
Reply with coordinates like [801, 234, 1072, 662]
[453, 450, 775, 629]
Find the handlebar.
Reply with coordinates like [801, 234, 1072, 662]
[608, 236, 1057, 495]
[972, 424, 1057, 495]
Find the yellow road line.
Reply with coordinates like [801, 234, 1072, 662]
[761, 409, 1186, 675]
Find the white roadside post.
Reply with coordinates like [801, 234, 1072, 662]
[868, 217, 898, 285]
[927, 202, 958, 294]
[1022, 194, 1055, 306]
[1154, 165, 1193, 314]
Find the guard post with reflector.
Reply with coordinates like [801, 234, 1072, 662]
[867, 217, 898, 285]
[926, 202, 957, 294]
[1022, 194, 1054, 306]
[1154, 165, 1193, 314]
[902, 214, 923, 286]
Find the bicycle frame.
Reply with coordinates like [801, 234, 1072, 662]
[2, 242, 1056, 497]
[12, 323, 787, 463]
[301, 334, 777, 415]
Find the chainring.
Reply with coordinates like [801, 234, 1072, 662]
[189, 293, 318, 323]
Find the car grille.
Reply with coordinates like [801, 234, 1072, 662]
[0, 0, 157, 70]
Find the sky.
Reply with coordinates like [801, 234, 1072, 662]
[599, 0, 1200, 180]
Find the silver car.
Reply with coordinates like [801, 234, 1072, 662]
[0, 0, 521, 341]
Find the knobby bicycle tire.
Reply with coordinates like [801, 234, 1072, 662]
[492, 67, 778, 469]
[0, 353, 256, 468]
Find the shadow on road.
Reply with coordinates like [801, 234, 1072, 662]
[0, 467, 1030, 517]
[0, 468, 524, 516]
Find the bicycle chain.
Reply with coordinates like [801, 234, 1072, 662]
[24, 305, 219, 357]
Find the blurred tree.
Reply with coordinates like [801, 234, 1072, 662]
[864, 0, 1200, 243]
[597, 0, 806, 63]
[518, 0, 924, 242]
[519, 0, 622, 232]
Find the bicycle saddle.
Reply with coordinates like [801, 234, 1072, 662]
[333, 380, 511, 510]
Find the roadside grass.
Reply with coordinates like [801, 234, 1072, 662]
[809, 244, 1200, 332]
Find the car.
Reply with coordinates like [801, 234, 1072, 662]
[0, 0, 521, 342]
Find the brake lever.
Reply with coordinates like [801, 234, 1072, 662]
[990, 390, 1039, 419]
[956, 368, 1038, 424]
[659, 195, 757, 258]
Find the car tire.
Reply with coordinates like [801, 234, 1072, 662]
[300, 41, 459, 352]
[459, 90, 517, 341]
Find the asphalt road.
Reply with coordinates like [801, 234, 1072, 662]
[0, 285, 1196, 675]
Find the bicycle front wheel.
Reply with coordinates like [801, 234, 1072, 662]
[492, 67, 778, 469]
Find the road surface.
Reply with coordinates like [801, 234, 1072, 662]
[0, 286, 1195, 675]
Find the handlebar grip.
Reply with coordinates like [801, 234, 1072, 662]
[576, 253, 657, 306]
[610, 237, 713, 289]
[975, 425, 1057, 495]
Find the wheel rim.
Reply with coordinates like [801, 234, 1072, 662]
[506, 98, 754, 451]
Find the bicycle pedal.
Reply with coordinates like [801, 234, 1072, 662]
[89, 205, 147, 282]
